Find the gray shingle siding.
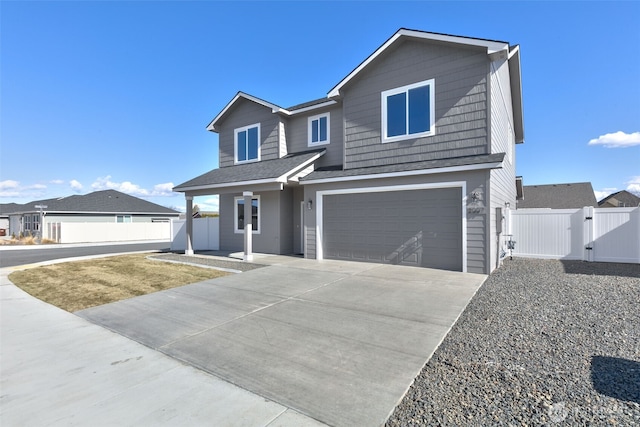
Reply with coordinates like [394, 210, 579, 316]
[342, 39, 489, 169]
[218, 99, 281, 167]
[286, 105, 344, 168]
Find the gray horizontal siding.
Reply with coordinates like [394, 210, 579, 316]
[218, 99, 281, 168]
[286, 105, 344, 168]
[342, 39, 490, 169]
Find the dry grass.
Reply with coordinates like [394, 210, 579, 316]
[9, 253, 230, 312]
[0, 236, 57, 245]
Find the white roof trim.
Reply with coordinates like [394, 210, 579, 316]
[207, 92, 290, 131]
[300, 161, 503, 185]
[328, 29, 509, 98]
[288, 100, 337, 115]
[175, 151, 325, 193]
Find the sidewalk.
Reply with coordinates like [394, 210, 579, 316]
[0, 268, 326, 427]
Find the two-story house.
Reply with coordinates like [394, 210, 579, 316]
[174, 28, 524, 274]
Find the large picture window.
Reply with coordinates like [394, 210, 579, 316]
[308, 113, 330, 146]
[235, 123, 260, 164]
[234, 195, 260, 234]
[381, 79, 435, 143]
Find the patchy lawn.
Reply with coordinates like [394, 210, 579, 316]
[9, 253, 230, 312]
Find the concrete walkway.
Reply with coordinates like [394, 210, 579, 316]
[76, 255, 487, 426]
[0, 268, 326, 427]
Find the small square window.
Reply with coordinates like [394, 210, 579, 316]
[381, 79, 435, 143]
[234, 196, 260, 234]
[235, 123, 260, 164]
[308, 113, 330, 146]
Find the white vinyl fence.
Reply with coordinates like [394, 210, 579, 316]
[170, 218, 219, 251]
[508, 207, 640, 264]
[47, 222, 172, 244]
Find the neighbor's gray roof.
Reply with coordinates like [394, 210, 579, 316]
[300, 153, 505, 182]
[517, 182, 597, 209]
[598, 190, 640, 207]
[174, 149, 325, 191]
[0, 190, 180, 215]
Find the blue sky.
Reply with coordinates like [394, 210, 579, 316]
[2, 1, 639, 212]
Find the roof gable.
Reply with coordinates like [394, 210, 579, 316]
[517, 182, 597, 209]
[598, 190, 640, 207]
[327, 28, 510, 98]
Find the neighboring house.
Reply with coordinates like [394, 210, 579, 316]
[598, 190, 640, 208]
[0, 189, 180, 238]
[174, 28, 525, 274]
[516, 182, 598, 209]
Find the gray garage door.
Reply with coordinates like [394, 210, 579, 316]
[323, 188, 462, 271]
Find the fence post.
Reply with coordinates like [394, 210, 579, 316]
[583, 206, 594, 262]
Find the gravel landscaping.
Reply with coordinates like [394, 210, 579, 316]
[387, 258, 640, 426]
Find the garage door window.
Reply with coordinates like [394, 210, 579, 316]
[234, 196, 260, 234]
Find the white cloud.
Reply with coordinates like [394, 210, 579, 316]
[0, 180, 47, 199]
[50, 179, 64, 185]
[151, 182, 175, 197]
[194, 196, 219, 212]
[626, 176, 640, 196]
[594, 188, 618, 201]
[0, 180, 20, 191]
[69, 180, 83, 192]
[588, 131, 640, 148]
[91, 176, 175, 198]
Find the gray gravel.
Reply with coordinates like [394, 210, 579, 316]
[148, 253, 266, 272]
[387, 258, 640, 426]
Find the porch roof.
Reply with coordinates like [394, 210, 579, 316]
[300, 153, 505, 184]
[173, 149, 325, 193]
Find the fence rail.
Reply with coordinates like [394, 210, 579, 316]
[508, 207, 640, 264]
[46, 222, 171, 244]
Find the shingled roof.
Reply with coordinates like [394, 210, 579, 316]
[516, 182, 597, 209]
[598, 190, 640, 207]
[0, 190, 180, 215]
[174, 149, 325, 192]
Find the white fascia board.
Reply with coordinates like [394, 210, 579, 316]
[300, 161, 503, 185]
[508, 46, 525, 144]
[276, 151, 324, 182]
[328, 29, 509, 98]
[176, 153, 324, 193]
[207, 92, 290, 132]
[175, 178, 283, 193]
[288, 100, 338, 115]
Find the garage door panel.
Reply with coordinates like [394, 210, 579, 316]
[323, 188, 463, 271]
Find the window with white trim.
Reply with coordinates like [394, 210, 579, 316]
[234, 195, 260, 234]
[116, 215, 132, 223]
[235, 123, 260, 164]
[381, 79, 435, 143]
[308, 113, 330, 146]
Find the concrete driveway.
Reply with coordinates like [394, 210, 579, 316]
[78, 256, 486, 426]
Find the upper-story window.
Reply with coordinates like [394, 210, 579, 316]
[308, 113, 330, 146]
[381, 79, 435, 143]
[235, 123, 260, 164]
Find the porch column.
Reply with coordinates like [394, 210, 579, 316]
[185, 195, 194, 255]
[243, 191, 253, 262]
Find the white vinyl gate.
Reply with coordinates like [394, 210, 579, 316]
[508, 207, 640, 264]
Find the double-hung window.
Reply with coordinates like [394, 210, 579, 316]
[235, 123, 260, 164]
[308, 113, 330, 146]
[234, 195, 260, 234]
[381, 79, 435, 143]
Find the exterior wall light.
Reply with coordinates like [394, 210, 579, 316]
[307, 199, 313, 210]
